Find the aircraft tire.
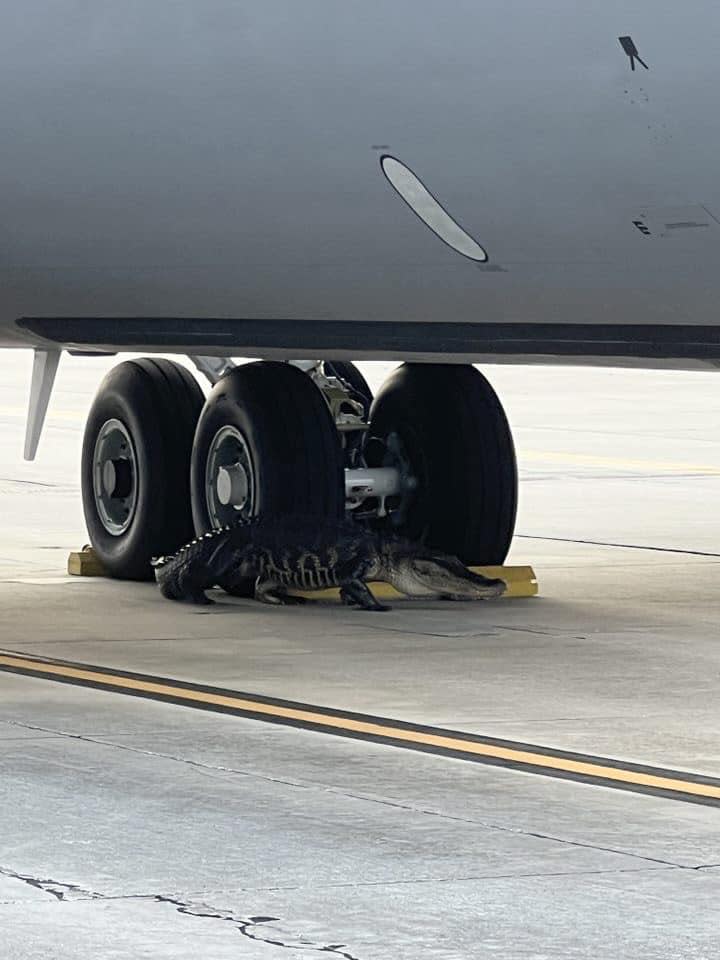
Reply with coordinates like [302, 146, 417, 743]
[367, 363, 518, 564]
[190, 360, 344, 537]
[81, 358, 205, 580]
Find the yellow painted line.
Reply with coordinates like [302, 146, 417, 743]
[522, 450, 720, 475]
[1, 651, 719, 804]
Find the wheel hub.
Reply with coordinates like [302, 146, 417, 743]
[102, 458, 133, 499]
[360, 431, 418, 523]
[205, 425, 256, 526]
[92, 419, 138, 536]
[216, 463, 249, 508]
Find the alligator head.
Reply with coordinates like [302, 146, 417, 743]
[379, 544, 506, 600]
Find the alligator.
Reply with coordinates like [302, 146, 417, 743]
[151, 515, 506, 610]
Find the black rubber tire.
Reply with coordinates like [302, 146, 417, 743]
[322, 361, 373, 418]
[367, 363, 518, 564]
[81, 359, 205, 580]
[191, 361, 344, 535]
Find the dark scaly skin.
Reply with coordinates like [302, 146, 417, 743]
[152, 516, 384, 607]
[151, 515, 505, 609]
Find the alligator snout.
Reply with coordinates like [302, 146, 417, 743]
[388, 556, 507, 600]
[437, 574, 506, 600]
[471, 577, 506, 599]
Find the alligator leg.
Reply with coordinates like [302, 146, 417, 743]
[158, 566, 214, 604]
[159, 582, 214, 604]
[273, 592, 308, 606]
[188, 590, 215, 605]
[254, 575, 308, 606]
[340, 580, 390, 612]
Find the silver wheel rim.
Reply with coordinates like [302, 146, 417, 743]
[205, 425, 256, 527]
[92, 419, 138, 536]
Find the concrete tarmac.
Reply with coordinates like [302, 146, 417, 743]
[1, 352, 720, 958]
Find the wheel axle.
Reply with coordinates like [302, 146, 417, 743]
[345, 466, 408, 516]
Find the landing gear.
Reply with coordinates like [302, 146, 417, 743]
[81, 359, 204, 579]
[78, 356, 518, 584]
[366, 364, 517, 565]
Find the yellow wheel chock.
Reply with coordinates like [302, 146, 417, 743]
[69, 547, 538, 599]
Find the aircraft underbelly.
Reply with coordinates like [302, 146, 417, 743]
[0, 1, 719, 331]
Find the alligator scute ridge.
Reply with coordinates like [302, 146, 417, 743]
[152, 514, 506, 610]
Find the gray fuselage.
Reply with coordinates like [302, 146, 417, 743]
[1, 3, 719, 366]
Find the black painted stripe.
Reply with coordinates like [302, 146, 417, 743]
[13, 318, 720, 362]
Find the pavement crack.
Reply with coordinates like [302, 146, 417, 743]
[489, 624, 560, 637]
[153, 896, 361, 960]
[0, 866, 103, 902]
[0, 870, 362, 958]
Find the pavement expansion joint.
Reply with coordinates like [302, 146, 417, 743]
[0, 716, 691, 869]
[1, 649, 719, 807]
[518, 534, 720, 559]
